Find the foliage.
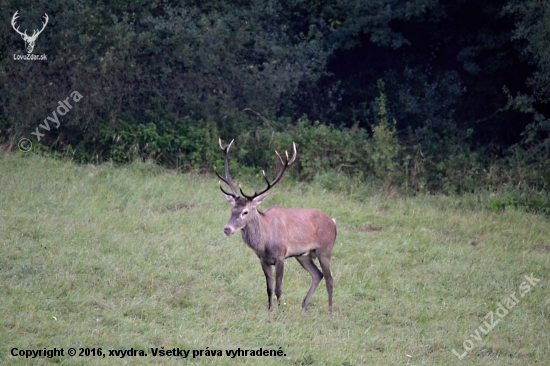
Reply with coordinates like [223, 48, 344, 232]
[367, 81, 402, 186]
[0, 0, 326, 139]
[1, 0, 550, 196]
[502, 2, 550, 189]
[487, 186, 550, 214]
[505, 0, 550, 103]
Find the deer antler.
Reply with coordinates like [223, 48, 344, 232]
[11, 11, 48, 41]
[31, 13, 49, 40]
[11, 11, 26, 38]
[240, 142, 297, 200]
[216, 138, 239, 198]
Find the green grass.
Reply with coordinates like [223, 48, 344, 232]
[1, 153, 549, 365]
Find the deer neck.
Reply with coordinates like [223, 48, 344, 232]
[240, 211, 269, 254]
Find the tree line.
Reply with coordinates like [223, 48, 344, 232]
[1, 0, 549, 194]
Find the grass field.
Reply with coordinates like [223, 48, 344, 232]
[1, 153, 549, 365]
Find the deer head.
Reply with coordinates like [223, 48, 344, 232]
[12, 11, 49, 54]
[216, 138, 296, 236]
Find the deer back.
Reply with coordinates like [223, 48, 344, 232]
[249, 206, 336, 258]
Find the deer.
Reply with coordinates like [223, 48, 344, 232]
[216, 138, 337, 312]
[11, 11, 49, 54]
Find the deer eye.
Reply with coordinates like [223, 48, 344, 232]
[242, 210, 249, 217]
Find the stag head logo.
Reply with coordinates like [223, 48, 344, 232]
[11, 11, 49, 54]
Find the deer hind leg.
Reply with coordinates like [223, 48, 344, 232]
[317, 252, 333, 312]
[295, 253, 323, 310]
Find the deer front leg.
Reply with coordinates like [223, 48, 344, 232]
[274, 259, 285, 307]
[260, 260, 274, 309]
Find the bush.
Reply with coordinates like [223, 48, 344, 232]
[487, 187, 550, 215]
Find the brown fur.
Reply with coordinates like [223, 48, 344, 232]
[223, 198, 336, 312]
[218, 139, 336, 312]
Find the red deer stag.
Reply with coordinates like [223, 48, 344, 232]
[217, 139, 337, 312]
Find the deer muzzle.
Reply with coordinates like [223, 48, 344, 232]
[223, 226, 234, 236]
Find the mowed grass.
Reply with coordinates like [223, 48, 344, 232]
[0, 153, 549, 365]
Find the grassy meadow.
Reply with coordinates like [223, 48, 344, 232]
[1, 152, 549, 365]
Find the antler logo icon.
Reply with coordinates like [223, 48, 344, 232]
[11, 11, 49, 54]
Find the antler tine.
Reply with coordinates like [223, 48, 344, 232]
[241, 142, 297, 200]
[216, 138, 238, 197]
[38, 13, 49, 32]
[29, 13, 48, 40]
[11, 11, 26, 36]
[287, 142, 297, 165]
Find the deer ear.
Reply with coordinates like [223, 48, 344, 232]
[222, 192, 236, 205]
[251, 193, 268, 207]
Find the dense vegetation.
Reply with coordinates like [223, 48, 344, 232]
[1, 0, 549, 194]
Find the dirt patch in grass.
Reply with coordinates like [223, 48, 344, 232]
[356, 224, 383, 232]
